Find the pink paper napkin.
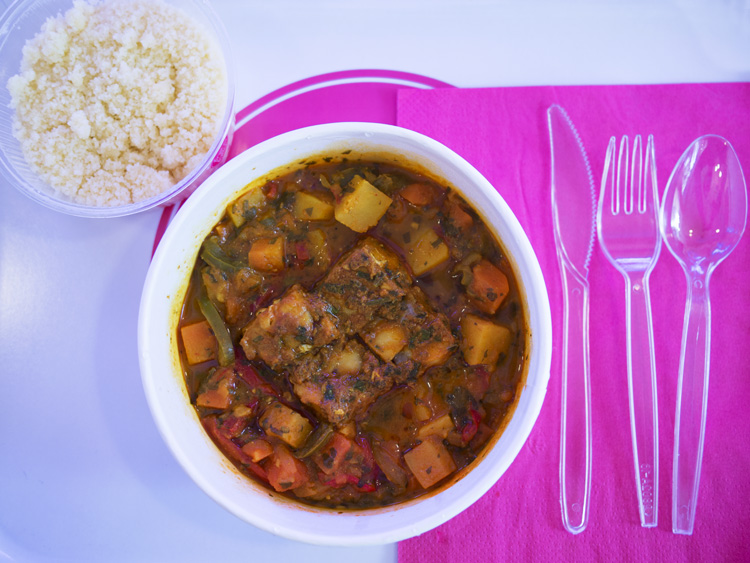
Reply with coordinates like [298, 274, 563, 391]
[396, 83, 750, 562]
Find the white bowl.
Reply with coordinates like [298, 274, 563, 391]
[138, 122, 552, 545]
[0, 0, 235, 218]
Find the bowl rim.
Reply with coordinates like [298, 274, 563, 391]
[138, 121, 552, 545]
[0, 0, 236, 218]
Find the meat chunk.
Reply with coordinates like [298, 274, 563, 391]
[317, 237, 412, 334]
[363, 286, 456, 371]
[288, 339, 409, 426]
[239, 237, 457, 428]
[240, 284, 340, 370]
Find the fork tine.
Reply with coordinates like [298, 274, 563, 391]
[617, 135, 630, 215]
[630, 135, 646, 213]
[602, 136, 618, 215]
[644, 134, 657, 214]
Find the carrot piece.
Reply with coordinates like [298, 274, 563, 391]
[180, 320, 217, 365]
[248, 237, 285, 272]
[201, 416, 268, 482]
[444, 198, 473, 231]
[467, 259, 509, 314]
[266, 443, 309, 492]
[403, 436, 457, 489]
[314, 432, 353, 475]
[241, 438, 274, 462]
[195, 376, 233, 409]
[400, 183, 436, 206]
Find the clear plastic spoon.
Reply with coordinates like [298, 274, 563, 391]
[660, 135, 748, 535]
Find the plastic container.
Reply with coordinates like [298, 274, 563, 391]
[138, 122, 553, 545]
[0, 0, 235, 218]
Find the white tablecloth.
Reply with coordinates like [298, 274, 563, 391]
[1, 1, 748, 561]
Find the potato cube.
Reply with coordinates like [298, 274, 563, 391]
[259, 402, 314, 449]
[180, 320, 217, 364]
[326, 344, 362, 375]
[404, 436, 457, 489]
[417, 413, 455, 440]
[293, 191, 334, 221]
[405, 228, 450, 276]
[248, 237, 285, 272]
[414, 401, 433, 422]
[334, 175, 392, 232]
[413, 340, 454, 369]
[306, 229, 330, 268]
[460, 314, 512, 367]
[201, 267, 229, 304]
[362, 321, 407, 362]
[227, 188, 265, 227]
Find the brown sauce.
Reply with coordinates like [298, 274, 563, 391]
[177, 156, 527, 509]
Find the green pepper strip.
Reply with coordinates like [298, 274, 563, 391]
[201, 238, 241, 273]
[197, 293, 234, 367]
[295, 423, 334, 459]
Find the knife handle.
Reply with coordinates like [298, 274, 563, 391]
[559, 261, 592, 534]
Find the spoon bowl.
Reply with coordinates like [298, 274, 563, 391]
[660, 134, 747, 535]
[662, 135, 747, 271]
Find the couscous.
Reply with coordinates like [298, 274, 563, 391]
[7, 0, 227, 207]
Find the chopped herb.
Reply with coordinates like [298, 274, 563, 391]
[243, 206, 258, 221]
[323, 283, 346, 294]
[408, 364, 421, 379]
[417, 327, 433, 342]
[321, 448, 336, 469]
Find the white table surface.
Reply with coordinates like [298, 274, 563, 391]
[1, 1, 749, 561]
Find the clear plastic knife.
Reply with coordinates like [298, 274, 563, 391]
[548, 104, 596, 534]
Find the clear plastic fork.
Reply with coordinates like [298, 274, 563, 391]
[597, 135, 662, 527]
